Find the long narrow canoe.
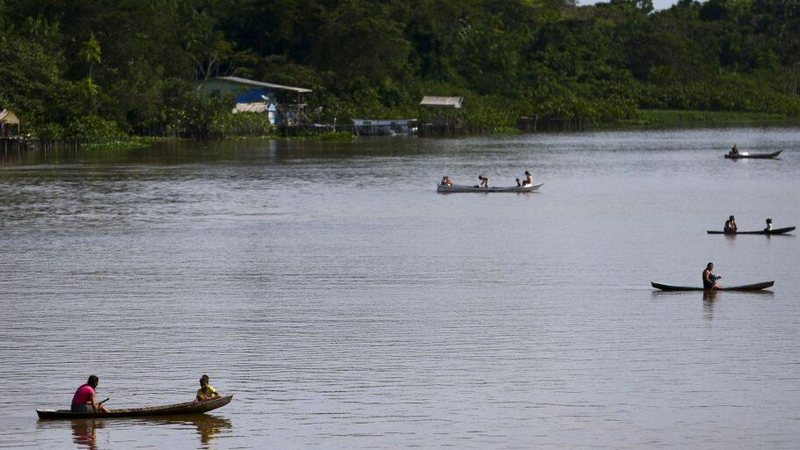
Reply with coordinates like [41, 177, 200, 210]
[37, 395, 233, 420]
[724, 150, 783, 159]
[707, 226, 795, 235]
[437, 183, 543, 193]
[651, 281, 774, 291]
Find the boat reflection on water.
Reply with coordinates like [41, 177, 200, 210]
[38, 414, 232, 449]
[702, 290, 718, 302]
[703, 290, 718, 320]
[137, 414, 233, 445]
[651, 289, 773, 322]
[71, 419, 104, 450]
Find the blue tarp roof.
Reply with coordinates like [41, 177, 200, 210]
[235, 89, 270, 104]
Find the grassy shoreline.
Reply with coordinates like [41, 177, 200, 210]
[31, 109, 800, 152]
[622, 110, 799, 127]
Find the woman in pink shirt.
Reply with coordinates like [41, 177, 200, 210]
[71, 375, 109, 413]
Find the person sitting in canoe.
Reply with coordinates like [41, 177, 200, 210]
[71, 375, 109, 413]
[723, 215, 738, 233]
[440, 176, 453, 187]
[702, 262, 722, 289]
[764, 218, 772, 231]
[516, 170, 534, 187]
[196, 374, 221, 402]
[729, 144, 739, 156]
[477, 175, 489, 188]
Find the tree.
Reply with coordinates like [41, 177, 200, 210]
[79, 32, 101, 80]
[308, 0, 412, 86]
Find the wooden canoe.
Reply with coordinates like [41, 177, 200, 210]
[37, 395, 233, 420]
[724, 150, 782, 159]
[437, 183, 543, 193]
[651, 281, 774, 291]
[707, 226, 795, 235]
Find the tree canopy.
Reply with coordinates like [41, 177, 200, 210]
[1, 0, 798, 137]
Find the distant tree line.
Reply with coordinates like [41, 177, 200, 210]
[1, 0, 799, 139]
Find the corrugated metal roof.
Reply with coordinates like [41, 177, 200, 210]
[232, 102, 268, 113]
[0, 109, 20, 124]
[420, 96, 463, 108]
[352, 119, 415, 126]
[216, 76, 312, 93]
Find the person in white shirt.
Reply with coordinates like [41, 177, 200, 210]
[516, 170, 533, 187]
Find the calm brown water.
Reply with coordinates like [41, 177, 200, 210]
[1, 129, 799, 449]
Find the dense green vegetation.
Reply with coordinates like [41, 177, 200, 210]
[1, 0, 799, 140]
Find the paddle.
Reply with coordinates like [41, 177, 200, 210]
[99, 398, 110, 405]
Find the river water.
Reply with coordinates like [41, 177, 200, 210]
[1, 128, 799, 449]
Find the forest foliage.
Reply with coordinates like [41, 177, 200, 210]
[1, 0, 799, 139]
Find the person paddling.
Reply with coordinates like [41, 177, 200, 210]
[723, 215, 737, 234]
[516, 170, 534, 187]
[702, 262, 722, 289]
[196, 374, 222, 402]
[71, 375, 109, 413]
[764, 218, 772, 231]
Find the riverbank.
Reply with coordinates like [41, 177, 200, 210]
[623, 110, 799, 128]
[9, 109, 800, 155]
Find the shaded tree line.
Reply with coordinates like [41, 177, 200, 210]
[1, 0, 799, 139]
